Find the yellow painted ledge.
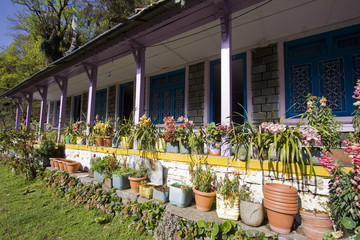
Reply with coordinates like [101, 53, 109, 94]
[65, 144, 352, 177]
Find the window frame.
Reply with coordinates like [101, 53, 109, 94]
[149, 68, 185, 124]
[284, 24, 360, 119]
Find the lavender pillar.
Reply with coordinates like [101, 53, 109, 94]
[14, 97, 22, 130]
[22, 92, 33, 129]
[84, 64, 98, 142]
[56, 78, 68, 143]
[132, 47, 145, 125]
[220, 12, 232, 156]
[37, 86, 48, 140]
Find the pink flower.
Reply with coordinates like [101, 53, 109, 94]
[336, 187, 342, 193]
[355, 195, 359, 201]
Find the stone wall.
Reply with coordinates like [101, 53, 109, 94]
[108, 85, 116, 120]
[187, 62, 204, 125]
[65, 148, 329, 211]
[251, 44, 280, 125]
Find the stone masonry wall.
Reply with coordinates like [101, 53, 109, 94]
[251, 44, 280, 125]
[188, 62, 204, 125]
[81, 92, 88, 121]
[108, 85, 116, 120]
[65, 147, 329, 211]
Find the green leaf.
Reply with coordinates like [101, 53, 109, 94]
[221, 221, 232, 234]
[129, 215, 139, 222]
[197, 219, 206, 228]
[341, 216, 356, 230]
[211, 223, 219, 236]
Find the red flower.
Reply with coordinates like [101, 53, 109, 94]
[93, 154, 96, 158]
[3, 137, 6, 140]
[42, 136, 46, 140]
[179, 124, 184, 128]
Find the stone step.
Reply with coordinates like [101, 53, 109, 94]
[45, 167, 309, 240]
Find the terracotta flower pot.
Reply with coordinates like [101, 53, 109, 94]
[266, 209, 296, 234]
[65, 161, 80, 173]
[128, 175, 147, 193]
[193, 187, 216, 212]
[52, 158, 60, 168]
[95, 136, 104, 146]
[300, 210, 333, 240]
[58, 160, 65, 171]
[264, 183, 298, 234]
[49, 158, 54, 167]
[104, 136, 112, 147]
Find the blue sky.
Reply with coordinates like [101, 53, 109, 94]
[0, 0, 22, 48]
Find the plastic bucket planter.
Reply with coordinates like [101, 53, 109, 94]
[166, 142, 179, 153]
[112, 174, 131, 190]
[94, 171, 105, 182]
[169, 182, 193, 208]
[139, 183, 158, 199]
[216, 193, 240, 220]
[153, 185, 170, 203]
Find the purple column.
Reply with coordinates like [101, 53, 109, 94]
[56, 78, 68, 143]
[14, 97, 22, 130]
[37, 86, 48, 134]
[22, 92, 33, 129]
[84, 65, 98, 138]
[220, 11, 232, 156]
[132, 47, 145, 125]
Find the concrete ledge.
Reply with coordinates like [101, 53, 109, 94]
[46, 167, 308, 240]
[65, 144, 351, 177]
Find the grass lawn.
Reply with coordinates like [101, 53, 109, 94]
[0, 166, 154, 240]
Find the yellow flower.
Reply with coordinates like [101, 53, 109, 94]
[310, 96, 317, 100]
[320, 97, 327, 107]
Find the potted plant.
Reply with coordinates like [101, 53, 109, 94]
[300, 208, 333, 240]
[204, 122, 231, 156]
[62, 120, 74, 144]
[33, 139, 65, 167]
[155, 129, 166, 152]
[139, 181, 158, 199]
[301, 95, 341, 151]
[134, 114, 158, 152]
[189, 160, 215, 212]
[103, 118, 114, 147]
[93, 115, 106, 146]
[163, 116, 179, 153]
[91, 156, 108, 182]
[116, 115, 134, 149]
[240, 185, 264, 227]
[112, 162, 136, 190]
[128, 163, 148, 193]
[216, 171, 240, 220]
[176, 116, 194, 154]
[72, 120, 86, 145]
[153, 185, 170, 202]
[169, 182, 193, 207]
[300, 95, 343, 164]
[318, 147, 360, 237]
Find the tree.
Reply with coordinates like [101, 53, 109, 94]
[11, 0, 74, 63]
[0, 35, 46, 93]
